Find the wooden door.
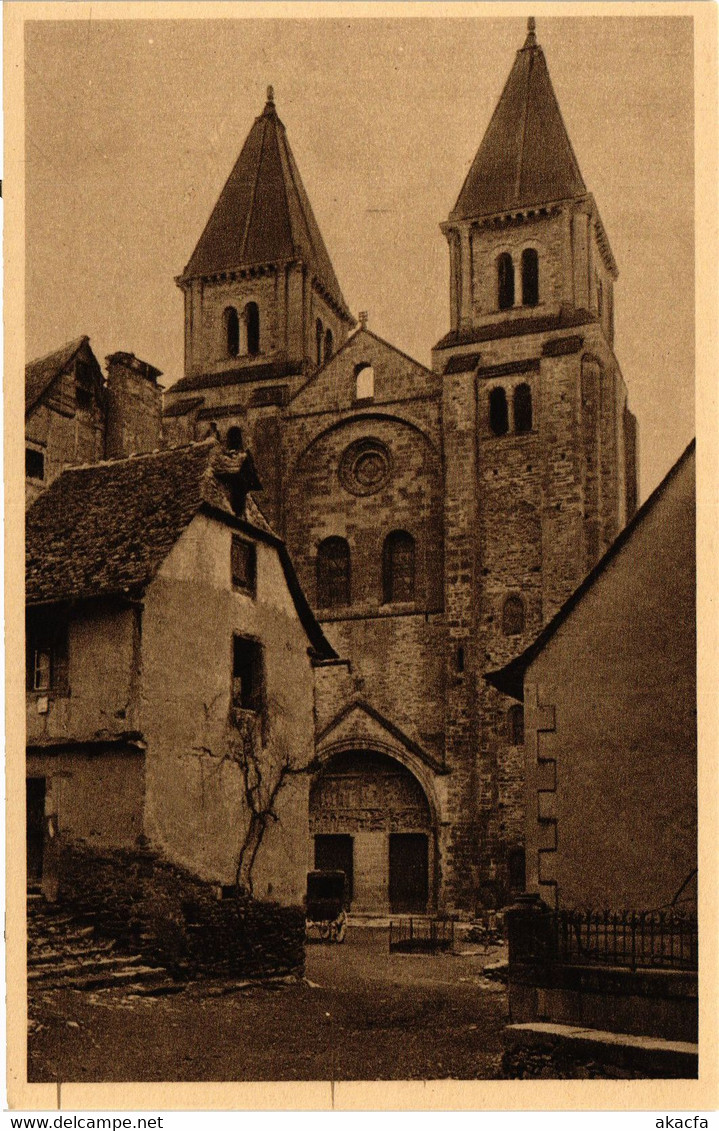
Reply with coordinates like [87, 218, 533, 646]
[27, 777, 46, 884]
[389, 833, 428, 913]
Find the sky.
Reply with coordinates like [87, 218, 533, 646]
[24, 13, 695, 499]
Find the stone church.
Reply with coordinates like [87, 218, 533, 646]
[29, 20, 639, 916]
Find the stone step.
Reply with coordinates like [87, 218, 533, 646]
[28, 944, 117, 968]
[28, 952, 146, 983]
[48, 965, 166, 992]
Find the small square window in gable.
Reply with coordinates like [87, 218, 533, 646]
[26, 447, 45, 481]
[231, 535, 256, 596]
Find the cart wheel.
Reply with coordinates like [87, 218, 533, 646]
[335, 911, 347, 943]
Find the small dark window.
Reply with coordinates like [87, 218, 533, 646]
[521, 248, 539, 306]
[513, 384, 533, 433]
[324, 328, 334, 361]
[502, 595, 525, 636]
[26, 609, 68, 694]
[508, 848, 526, 892]
[231, 536, 256, 595]
[316, 319, 324, 366]
[382, 530, 415, 604]
[497, 252, 515, 310]
[232, 636, 263, 712]
[489, 387, 509, 436]
[317, 537, 351, 608]
[226, 426, 243, 451]
[457, 646, 465, 673]
[225, 307, 240, 357]
[507, 704, 524, 745]
[245, 302, 260, 356]
[26, 448, 45, 480]
[75, 361, 93, 410]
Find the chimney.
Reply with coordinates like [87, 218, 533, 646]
[105, 352, 163, 459]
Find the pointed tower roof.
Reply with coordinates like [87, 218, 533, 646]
[182, 87, 351, 320]
[451, 19, 587, 220]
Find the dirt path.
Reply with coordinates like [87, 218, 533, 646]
[28, 927, 508, 1082]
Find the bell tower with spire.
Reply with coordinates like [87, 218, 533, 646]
[433, 19, 639, 908]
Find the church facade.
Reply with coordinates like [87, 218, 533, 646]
[160, 21, 638, 915]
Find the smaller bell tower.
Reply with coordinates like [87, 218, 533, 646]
[176, 87, 354, 384]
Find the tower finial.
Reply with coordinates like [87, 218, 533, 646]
[523, 16, 537, 47]
[267, 85, 275, 105]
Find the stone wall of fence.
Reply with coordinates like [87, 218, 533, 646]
[506, 895, 698, 1043]
[56, 843, 305, 979]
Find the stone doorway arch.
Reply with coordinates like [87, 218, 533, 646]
[309, 748, 437, 914]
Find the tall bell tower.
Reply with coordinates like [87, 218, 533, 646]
[434, 18, 639, 909]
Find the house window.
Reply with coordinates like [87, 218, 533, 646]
[521, 249, 539, 306]
[502, 595, 525, 636]
[355, 364, 374, 401]
[316, 319, 324, 366]
[26, 448, 45, 481]
[489, 387, 509, 436]
[26, 609, 68, 694]
[231, 536, 256, 595]
[232, 636, 264, 712]
[497, 253, 515, 310]
[382, 530, 415, 604]
[507, 704, 524, 745]
[324, 328, 334, 361]
[226, 426, 243, 451]
[513, 384, 533, 433]
[225, 307, 240, 357]
[75, 360, 94, 410]
[317, 537, 350, 608]
[245, 302, 260, 356]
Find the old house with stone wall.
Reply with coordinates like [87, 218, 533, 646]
[487, 440, 696, 913]
[161, 22, 638, 915]
[26, 439, 336, 906]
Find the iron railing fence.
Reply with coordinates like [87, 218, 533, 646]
[389, 916, 455, 953]
[551, 909, 698, 971]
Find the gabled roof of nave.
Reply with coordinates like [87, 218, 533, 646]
[451, 19, 587, 220]
[182, 88, 352, 320]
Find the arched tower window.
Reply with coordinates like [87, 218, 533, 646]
[521, 248, 539, 306]
[244, 303, 260, 356]
[226, 426, 243, 451]
[317, 537, 350, 608]
[507, 704, 525, 746]
[355, 364, 374, 401]
[489, 387, 509, 436]
[324, 328, 334, 361]
[382, 531, 415, 604]
[224, 307, 240, 357]
[502, 595, 525, 636]
[497, 253, 515, 310]
[316, 319, 324, 366]
[513, 384, 533, 433]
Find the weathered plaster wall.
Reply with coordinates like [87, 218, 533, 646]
[140, 512, 316, 904]
[523, 449, 696, 910]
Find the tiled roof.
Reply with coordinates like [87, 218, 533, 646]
[25, 337, 90, 414]
[167, 359, 303, 396]
[451, 21, 586, 221]
[433, 308, 594, 351]
[162, 396, 205, 418]
[181, 91, 352, 322]
[443, 352, 482, 375]
[26, 441, 246, 604]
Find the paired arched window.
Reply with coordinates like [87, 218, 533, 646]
[502, 595, 525, 636]
[489, 387, 509, 436]
[507, 704, 525, 746]
[226, 426, 243, 451]
[224, 307, 240, 357]
[497, 253, 515, 310]
[521, 249, 539, 306]
[245, 302, 260, 356]
[324, 328, 334, 362]
[513, 384, 533, 433]
[382, 531, 415, 604]
[317, 537, 350, 608]
[316, 319, 324, 366]
[355, 364, 374, 401]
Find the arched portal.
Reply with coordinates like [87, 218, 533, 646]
[309, 749, 436, 914]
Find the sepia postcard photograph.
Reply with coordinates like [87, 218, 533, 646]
[4, 0, 718, 1113]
